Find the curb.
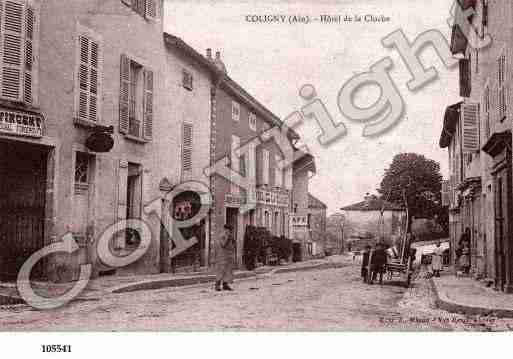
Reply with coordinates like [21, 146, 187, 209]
[0, 260, 349, 306]
[109, 261, 347, 294]
[430, 278, 513, 319]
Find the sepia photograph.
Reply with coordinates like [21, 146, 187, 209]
[0, 0, 513, 356]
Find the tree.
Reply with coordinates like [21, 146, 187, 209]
[377, 153, 447, 234]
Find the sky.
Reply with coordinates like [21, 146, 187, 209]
[164, 0, 461, 215]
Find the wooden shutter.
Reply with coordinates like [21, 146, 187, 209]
[23, 4, 34, 104]
[263, 149, 270, 185]
[143, 68, 153, 140]
[462, 102, 479, 152]
[498, 54, 507, 121]
[181, 122, 193, 179]
[459, 59, 471, 98]
[2, 0, 24, 101]
[442, 180, 450, 207]
[119, 55, 130, 134]
[145, 0, 157, 20]
[275, 155, 282, 188]
[77, 34, 100, 122]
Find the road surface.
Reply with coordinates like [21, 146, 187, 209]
[1, 262, 512, 331]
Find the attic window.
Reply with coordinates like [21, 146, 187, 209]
[182, 70, 193, 91]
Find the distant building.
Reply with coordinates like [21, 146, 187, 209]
[340, 194, 406, 246]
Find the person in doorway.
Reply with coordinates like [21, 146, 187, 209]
[361, 245, 372, 283]
[370, 242, 388, 285]
[459, 241, 471, 274]
[431, 241, 444, 277]
[215, 224, 236, 291]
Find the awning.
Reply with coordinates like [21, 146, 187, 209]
[439, 102, 462, 148]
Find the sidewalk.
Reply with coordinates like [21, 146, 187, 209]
[431, 273, 513, 318]
[1, 255, 350, 306]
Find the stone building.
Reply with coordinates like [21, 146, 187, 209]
[340, 195, 406, 246]
[441, 0, 513, 291]
[207, 50, 295, 267]
[0, 0, 213, 281]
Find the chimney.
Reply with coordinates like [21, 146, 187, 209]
[213, 50, 227, 74]
[206, 48, 212, 60]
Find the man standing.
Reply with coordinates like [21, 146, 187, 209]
[215, 224, 236, 291]
[431, 241, 443, 277]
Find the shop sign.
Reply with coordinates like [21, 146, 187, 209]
[256, 188, 289, 207]
[291, 215, 308, 227]
[0, 109, 44, 138]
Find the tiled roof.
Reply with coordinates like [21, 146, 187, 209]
[340, 198, 404, 212]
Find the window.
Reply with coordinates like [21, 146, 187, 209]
[119, 55, 153, 140]
[232, 101, 240, 122]
[275, 155, 283, 188]
[483, 82, 490, 139]
[262, 149, 270, 185]
[182, 69, 193, 90]
[76, 31, 102, 122]
[122, 0, 157, 20]
[249, 112, 257, 131]
[264, 210, 270, 229]
[181, 122, 193, 180]
[0, 0, 38, 105]
[75, 152, 92, 190]
[231, 135, 240, 194]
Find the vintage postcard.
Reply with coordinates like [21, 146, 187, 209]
[1, 0, 513, 351]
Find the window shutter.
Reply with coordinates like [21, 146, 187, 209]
[441, 180, 450, 206]
[462, 102, 479, 152]
[275, 155, 282, 188]
[143, 68, 153, 140]
[119, 55, 130, 134]
[2, 0, 24, 101]
[181, 122, 193, 180]
[76, 34, 100, 122]
[23, 4, 34, 104]
[459, 59, 471, 98]
[145, 0, 157, 20]
[263, 149, 270, 185]
[498, 54, 507, 121]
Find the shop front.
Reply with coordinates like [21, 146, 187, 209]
[0, 107, 51, 280]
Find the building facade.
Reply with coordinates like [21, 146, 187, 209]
[0, 0, 214, 281]
[290, 150, 317, 260]
[340, 195, 406, 246]
[208, 53, 294, 267]
[442, 0, 513, 292]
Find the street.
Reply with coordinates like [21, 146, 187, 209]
[2, 262, 513, 331]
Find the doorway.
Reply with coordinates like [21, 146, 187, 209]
[494, 174, 508, 291]
[0, 140, 48, 280]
